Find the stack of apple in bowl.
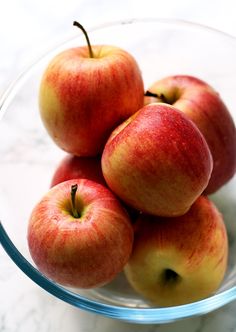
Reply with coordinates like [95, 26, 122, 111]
[27, 21, 236, 307]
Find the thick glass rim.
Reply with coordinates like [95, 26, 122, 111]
[0, 17, 236, 324]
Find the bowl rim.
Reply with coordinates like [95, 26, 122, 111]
[0, 17, 236, 324]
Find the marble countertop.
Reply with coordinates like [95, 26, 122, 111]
[1, 1, 236, 331]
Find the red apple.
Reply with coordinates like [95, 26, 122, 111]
[101, 103, 213, 217]
[124, 196, 228, 306]
[39, 21, 144, 157]
[27, 179, 134, 288]
[50, 153, 139, 222]
[145, 75, 236, 194]
[50, 154, 106, 187]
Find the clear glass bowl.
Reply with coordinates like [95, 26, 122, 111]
[0, 18, 236, 324]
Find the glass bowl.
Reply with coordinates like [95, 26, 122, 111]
[0, 18, 236, 324]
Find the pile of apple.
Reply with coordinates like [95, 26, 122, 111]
[27, 21, 236, 307]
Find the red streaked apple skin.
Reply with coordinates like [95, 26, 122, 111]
[146, 75, 236, 194]
[101, 103, 213, 217]
[39, 45, 144, 156]
[124, 196, 228, 306]
[27, 179, 133, 288]
[50, 154, 106, 187]
[49, 153, 139, 223]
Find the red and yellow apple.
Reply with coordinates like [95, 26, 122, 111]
[50, 154, 105, 187]
[50, 153, 140, 222]
[145, 75, 236, 194]
[27, 179, 134, 288]
[124, 195, 228, 306]
[39, 22, 144, 157]
[102, 103, 213, 217]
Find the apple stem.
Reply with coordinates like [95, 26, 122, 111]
[73, 21, 94, 58]
[71, 184, 80, 218]
[145, 90, 169, 104]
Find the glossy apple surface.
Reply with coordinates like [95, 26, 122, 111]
[27, 179, 133, 288]
[124, 196, 228, 306]
[50, 154, 105, 187]
[50, 154, 140, 222]
[102, 103, 213, 217]
[39, 44, 144, 156]
[145, 75, 236, 194]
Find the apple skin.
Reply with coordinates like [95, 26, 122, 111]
[27, 179, 134, 288]
[124, 196, 228, 306]
[101, 103, 213, 217]
[50, 153, 139, 222]
[39, 45, 144, 156]
[50, 154, 106, 187]
[145, 75, 236, 194]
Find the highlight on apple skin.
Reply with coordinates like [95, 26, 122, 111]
[101, 103, 213, 217]
[50, 154, 106, 187]
[145, 75, 236, 194]
[27, 179, 134, 288]
[124, 195, 228, 307]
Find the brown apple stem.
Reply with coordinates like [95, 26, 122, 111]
[71, 184, 80, 218]
[145, 91, 169, 104]
[145, 90, 158, 98]
[73, 21, 94, 58]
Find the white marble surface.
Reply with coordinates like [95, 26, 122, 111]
[1, 1, 236, 331]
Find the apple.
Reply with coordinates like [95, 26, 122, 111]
[50, 154, 106, 187]
[101, 103, 213, 217]
[50, 153, 139, 222]
[124, 195, 228, 306]
[39, 21, 144, 157]
[27, 179, 134, 288]
[145, 75, 236, 194]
